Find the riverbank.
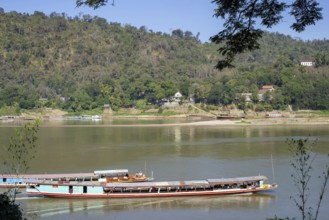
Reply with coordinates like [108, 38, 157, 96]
[1, 108, 329, 127]
[189, 117, 329, 126]
[2, 117, 328, 128]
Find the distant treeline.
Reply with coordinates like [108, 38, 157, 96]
[0, 9, 329, 114]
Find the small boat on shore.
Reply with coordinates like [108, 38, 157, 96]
[26, 175, 277, 198]
[0, 169, 152, 188]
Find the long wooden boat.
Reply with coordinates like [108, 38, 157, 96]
[26, 175, 277, 198]
[0, 169, 152, 188]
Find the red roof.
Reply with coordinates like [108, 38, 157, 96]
[262, 85, 273, 89]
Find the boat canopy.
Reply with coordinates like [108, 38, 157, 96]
[103, 176, 268, 189]
[94, 169, 129, 176]
[2, 169, 132, 179]
[105, 180, 209, 189]
[207, 176, 268, 185]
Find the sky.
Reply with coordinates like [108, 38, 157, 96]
[0, 0, 328, 42]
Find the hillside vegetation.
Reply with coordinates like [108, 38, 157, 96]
[0, 10, 329, 115]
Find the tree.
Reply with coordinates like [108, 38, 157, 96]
[160, 80, 177, 99]
[4, 120, 40, 178]
[172, 29, 184, 39]
[286, 138, 329, 220]
[270, 90, 286, 110]
[211, 0, 323, 69]
[268, 138, 329, 220]
[314, 52, 329, 68]
[1, 119, 40, 219]
[263, 91, 272, 104]
[145, 82, 165, 104]
[76, 0, 115, 9]
[251, 91, 259, 104]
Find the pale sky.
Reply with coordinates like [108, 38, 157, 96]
[1, 0, 328, 42]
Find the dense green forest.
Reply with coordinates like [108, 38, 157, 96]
[1, 10, 329, 115]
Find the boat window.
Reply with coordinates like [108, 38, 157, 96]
[69, 185, 73, 193]
[3, 178, 6, 182]
[83, 186, 87, 193]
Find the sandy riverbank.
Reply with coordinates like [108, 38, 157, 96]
[2, 108, 329, 127]
[20, 116, 327, 128]
[188, 117, 329, 126]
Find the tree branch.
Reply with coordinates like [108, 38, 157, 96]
[76, 0, 115, 9]
[211, 0, 322, 70]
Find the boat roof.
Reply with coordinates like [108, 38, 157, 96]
[0, 169, 133, 179]
[207, 176, 268, 184]
[26, 179, 101, 186]
[94, 169, 129, 176]
[104, 176, 267, 188]
[105, 180, 210, 188]
[0, 169, 132, 179]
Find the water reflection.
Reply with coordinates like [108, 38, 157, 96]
[21, 194, 276, 219]
[174, 126, 182, 152]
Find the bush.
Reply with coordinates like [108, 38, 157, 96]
[264, 104, 273, 111]
[255, 104, 265, 112]
[0, 105, 20, 116]
[237, 102, 246, 110]
[0, 192, 22, 220]
[136, 99, 147, 111]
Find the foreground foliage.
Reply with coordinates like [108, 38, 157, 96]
[268, 138, 329, 220]
[0, 120, 40, 220]
[0, 193, 22, 220]
[287, 138, 329, 220]
[211, 0, 323, 69]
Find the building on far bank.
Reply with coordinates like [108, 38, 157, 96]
[161, 92, 183, 108]
[300, 60, 314, 67]
[236, 86, 275, 103]
[236, 93, 252, 102]
[259, 85, 274, 92]
[258, 85, 274, 102]
[173, 92, 183, 102]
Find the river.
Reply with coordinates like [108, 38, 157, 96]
[1, 119, 328, 219]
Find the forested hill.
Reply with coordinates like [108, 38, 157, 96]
[1, 10, 329, 113]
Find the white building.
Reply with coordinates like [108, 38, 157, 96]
[238, 93, 252, 102]
[300, 61, 314, 66]
[173, 92, 183, 102]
